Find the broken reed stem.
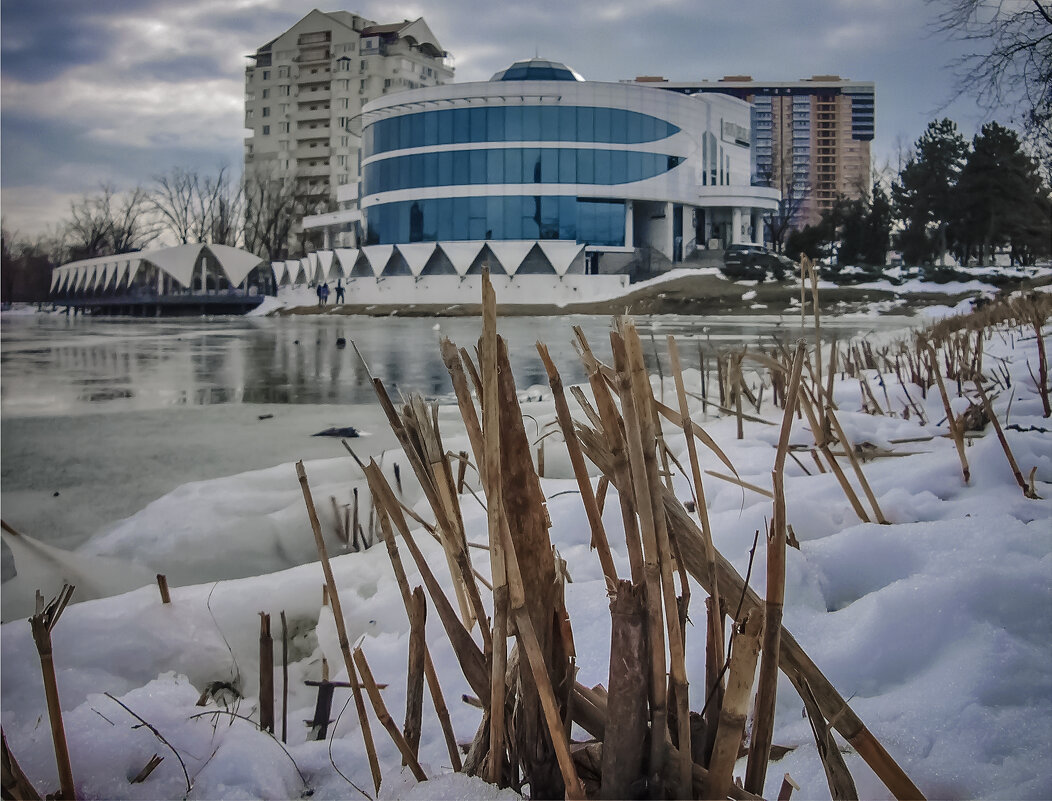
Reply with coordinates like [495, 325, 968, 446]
[927, 345, 970, 483]
[29, 584, 77, 801]
[404, 588, 426, 763]
[537, 341, 618, 586]
[352, 647, 427, 781]
[704, 469, 774, 498]
[973, 380, 1030, 495]
[424, 648, 463, 771]
[296, 461, 382, 795]
[2, 729, 42, 801]
[280, 611, 289, 744]
[703, 611, 762, 801]
[481, 272, 509, 787]
[796, 671, 859, 801]
[797, 391, 872, 522]
[821, 398, 889, 524]
[259, 612, 274, 734]
[745, 340, 805, 796]
[156, 574, 171, 604]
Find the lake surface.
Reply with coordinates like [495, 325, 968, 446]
[1, 311, 916, 575]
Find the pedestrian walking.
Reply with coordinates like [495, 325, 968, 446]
[335, 280, 345, 304]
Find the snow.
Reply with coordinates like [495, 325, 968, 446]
[2, 314, 1050, 800]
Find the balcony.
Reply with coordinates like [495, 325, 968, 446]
[297, 84, 331, 101]
[297, 164, 331, 177]
[295, 50, 331, 64]
[296, 106, 330, 122]
[295, 144, 331, 159]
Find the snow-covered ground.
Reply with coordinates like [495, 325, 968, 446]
[2, 311, 1050, 800]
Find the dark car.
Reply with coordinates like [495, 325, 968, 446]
[722, 244, 795, 280]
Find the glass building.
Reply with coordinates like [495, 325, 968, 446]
[312, 59, 780, 277]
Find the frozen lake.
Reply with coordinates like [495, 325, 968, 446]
[1, 311, 916, 577]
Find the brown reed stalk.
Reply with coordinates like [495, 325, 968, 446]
[352, 647, 427, 781]
[794, 671, 858, 801]
[537, 342, 618, 586]
[440, 338, 486, 472]
[280, 611, 289, 744]
[296, 461, 382, 794]
[745, 340, 805, 796]
[624, 323, 692, 798]
[155, 574, 171, 604]
[973, 380, 1033, 496]
[404, 587, 426, 762]
[927, 345, 970, 483]
[703, 610, 763, 800]
[797, 391, 872, 522]
[819, 393, 889, 524]
[29, 584, 77, 801]
[667, 335, 725, 680]
[424, 649, 462, 771]
[2, 730, 42, 801]
[259, 612, 274, 734]
[704, 469, 774, 498]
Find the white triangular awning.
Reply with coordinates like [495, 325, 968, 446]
[362, 245, 394, 276]
[73, 266, 89, 291]
[50, 270, 61, 292]
[277, 261, 291, 285]
[126, 258, 143, 286]
[208, 244, 264, 287]
[114, 260, 130, 289]
[486, 241, 537, 277]
[96, 263, 112, 291]
[397, 243, 436, 277]
[437, 241, 485, 277]
[298, 258, 311, 284]
[308, 252, 322, 283]
[145, 243, 205, 288]
[537, 241, 584, 276]
[334, 248, 359, 275]
[317, 250, 338, 280]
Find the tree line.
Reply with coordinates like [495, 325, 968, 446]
[786, 118, 1051, 269]
[2, 167, 302, 303]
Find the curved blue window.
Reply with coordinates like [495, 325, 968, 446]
[364, 196, 625, 247]
[364, 106, 679, 154]
[363, 149, 683, 193]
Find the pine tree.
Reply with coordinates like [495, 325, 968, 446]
[892, 119, 969, 265]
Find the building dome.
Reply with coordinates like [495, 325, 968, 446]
[490, 58, 583, 82]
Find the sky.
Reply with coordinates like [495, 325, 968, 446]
[0, 0, 993, 239]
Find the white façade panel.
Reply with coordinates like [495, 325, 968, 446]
[361, 245, 394, 276]
[316, 250, 337, 280]
[308, 252, 322, 283]
[295, 259, 309, 285]
[437, 241, 485, 276]
[145, 244, 205, 288]
[208, 244, 264, 287]
[536, 241, 584, 276]
[396, 243, 436, 277]
[486, 241, 537, 276]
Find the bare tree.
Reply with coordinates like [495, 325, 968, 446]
[151, 166, 244, 245]
[931, 0, 1052, 154]
[242, 168, 298, 260]
[63, 184, 159, 261]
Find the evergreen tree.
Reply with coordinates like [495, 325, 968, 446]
[955, 122, 1051, 265]
[892, 119, 969, 264]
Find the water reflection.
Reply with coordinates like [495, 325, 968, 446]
[1, 313, 916, 417]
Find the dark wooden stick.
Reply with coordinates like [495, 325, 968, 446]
[404, 587, 426, 762]
[259, 612, 274, 734]
[280, 611, 289, 744]
[155, 574, 171, 604]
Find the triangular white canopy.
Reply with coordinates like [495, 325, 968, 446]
[317, 250, 338, 280]
[396, 243, 436, 277]
[438, 241, 486, 277]
[334, 248, 360, 275]
[142, 243, 203, 287]
[298, 258, 311, 284]
[209, 244, 264, 287]
[274, 261, 289, 286]
[486, 241, 536, 277]
[308, 252, 323, 283]
[537, 241, 584, 276]
[362, 245, 394, 277]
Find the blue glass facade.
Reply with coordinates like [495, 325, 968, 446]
[364, 105, 680, 154]
[364, 149, 684, 193]
[364, 196, 625, 246]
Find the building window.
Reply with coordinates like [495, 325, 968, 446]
[263, 70, 270, 80]
[280, 86, 290, 96]
[262, 125, 270, 135]
[279, 122, 290, 133]
[278, 66, 289, 78]
[262, 88, 270, 99]
[262, 107, 270, 117]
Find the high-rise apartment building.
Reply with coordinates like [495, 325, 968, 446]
[632, 76, 874, 229]
[244, 10, 453, 250]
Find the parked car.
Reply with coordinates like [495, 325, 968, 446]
[721, 245, 795, 280]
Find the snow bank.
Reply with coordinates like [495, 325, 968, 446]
[2, 320, 1050, 800]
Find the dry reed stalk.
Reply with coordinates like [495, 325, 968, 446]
[795, 672, 858, 801]
[600, 580, 648, 800]
[280, 611, 289, 744]
[797, 391, 872, 522]
[352, 647, 428, 781]
[374, 499, 464, 770]
[703, 610, 762, 800]
[927, 345, 970, 483]
[733, 350, 746, 440]
[778, 773, 802, 801]
[155, 574, 171, 604]
[404, 587, 426, 762]
[440, 339, 486, 473]
[537, 342, 618, 586]
[330, 496, 347, 545]
[500, 525, 586, 800]
[745, 341, 805, 796]
[259, 612, 275, 734]
[296, 461, 382, 794]
[820, 398, 889, 524]
[973, 380, 1032, 496]
[668, 335, 724, 676]
[28, 584, 77, 801]
[704, 469, 774, 498]
[130, 754, 163, 784]
[480, 272, 509, 787]
[2, 729, 42, 801]
[624, 324, 692, 797]
[611, 327, 671, 793]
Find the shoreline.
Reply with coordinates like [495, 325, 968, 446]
[270, 270, 1052, 318]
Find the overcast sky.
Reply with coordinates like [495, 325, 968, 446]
[1, 0, 991, 238]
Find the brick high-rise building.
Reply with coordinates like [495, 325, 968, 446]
[244, 10, 453, 251]
[631, 75, 875, 230]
